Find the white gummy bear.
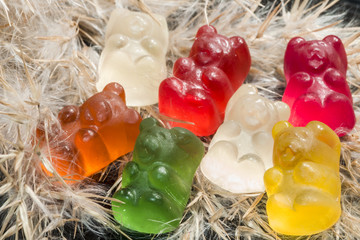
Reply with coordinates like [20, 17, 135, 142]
[97, 9, 169, 106]
[200, 84, 290, 194]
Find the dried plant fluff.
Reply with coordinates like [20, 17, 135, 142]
[0, 0, 359, 239]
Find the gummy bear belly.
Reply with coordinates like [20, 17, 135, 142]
[267, 189, 341, 235]
[286, 91, 355, 136]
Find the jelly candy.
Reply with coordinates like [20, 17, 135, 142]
[97, 8, 169, 106]
[200, 85, 290, 193]
[112, 118, 204, 233]
[264, 121, 341, 235]
[37, 82, 142, 180]
[283, 35, 355, 137]
[159, 25, 251, 136]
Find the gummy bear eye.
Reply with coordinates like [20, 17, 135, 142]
[58, 105, 79, 124]
[107, 34, 128, 49]
[171, 128, 192, 145]
[141, 37, 162, 56]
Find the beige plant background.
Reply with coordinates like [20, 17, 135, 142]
[0, 0, 359, 239]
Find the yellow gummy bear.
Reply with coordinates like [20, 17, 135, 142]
[264, 121, 341, 236]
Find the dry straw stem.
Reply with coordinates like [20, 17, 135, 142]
[0, 0, 359, 239]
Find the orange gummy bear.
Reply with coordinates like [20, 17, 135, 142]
[37, 82, 142, 181]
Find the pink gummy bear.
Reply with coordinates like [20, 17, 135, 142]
[158, 25, 251, 136]
[282, 35, 355, 137]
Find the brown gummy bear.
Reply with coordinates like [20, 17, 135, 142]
[37, 82, 142, 181]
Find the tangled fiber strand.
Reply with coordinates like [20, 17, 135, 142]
[0, 0, 359, 239]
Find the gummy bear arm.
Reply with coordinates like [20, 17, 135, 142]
[306, 121, 341, 153]
[201, 66, 234, 110]
[264, 166, 283, 196]
[293, 161, 341, 197]
[122, 161, 140, 187]
[282, 72, 313, 108]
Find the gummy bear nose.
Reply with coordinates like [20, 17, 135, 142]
[192, 41, 222, 66]
[308, 48, 326, 71]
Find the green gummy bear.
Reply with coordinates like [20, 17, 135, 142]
[112, 117, 204, 234]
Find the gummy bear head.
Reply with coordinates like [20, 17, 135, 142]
[133, 118, 204, 178]
[97, 9, 169, 106]
[189, 25, 236, 66]
[39, 82, 142, 180]
[272, 121, 341, 170]
[200, 85, 290, 194]
[104, 9, 168, 59]
[284, 35, 347, 80]
[225, 85, 290, 132]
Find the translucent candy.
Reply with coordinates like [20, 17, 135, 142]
[159, 25, 251, 136]
[37, 82, 142, 180]
[98, 9, 168, 106]
[283, 35, 355, 136]
[264, 121, 341, 235]
[112, 118, 204, 233]
[200, 85, 290, 193]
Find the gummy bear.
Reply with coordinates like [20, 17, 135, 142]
[264, 121, 341, 235]
[37, 82, 142, 180]
[97, 8, 169, 106]
[158, 25, 251, 136]
[112, 118, 204, 233]
[200, 85, 290, 194]
[283, 35, 355, 137]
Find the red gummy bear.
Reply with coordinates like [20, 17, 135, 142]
[37, 83, 142, 181]
[283, 35, 355, 137]
[158, 25, 251, 136]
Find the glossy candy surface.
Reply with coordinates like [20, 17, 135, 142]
[201, 85, 290, 193]
[98, 8, 168, 106]
[283, 35, 355, 136]
[112, 118, 204, 233]
[37, 83, 142, 180]
[159, 25, 251, 136]
[264, 121, 341, 235]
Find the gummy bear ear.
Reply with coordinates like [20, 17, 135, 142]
[58, 105, 79, 124]
[274, 101, 290, 122]
[103, 82, 126, 103]
[287, 37, 305, 48]
[195, 25, 217, 38]
[306, 121, 341, 152]
[272, 121, 292, 139]
[140, 117, 161, 131]
[323, 35, 344, 51]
